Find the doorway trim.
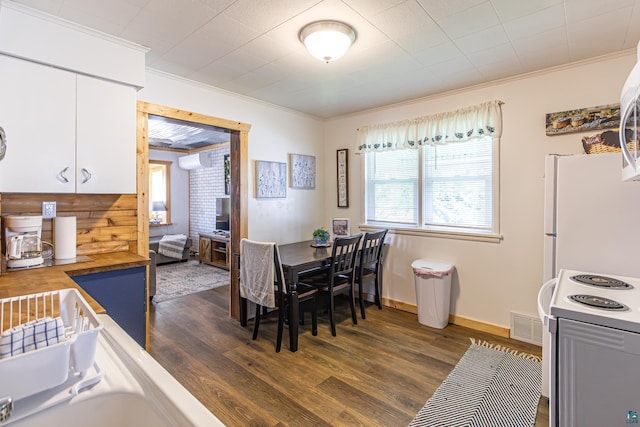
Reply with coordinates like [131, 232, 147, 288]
[136, 101, 250, 320]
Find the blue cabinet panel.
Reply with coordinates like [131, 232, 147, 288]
[73, 267, 146, 347]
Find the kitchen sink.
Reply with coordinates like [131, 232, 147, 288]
[7, 315, 223, 426]
[13, 393, 179, 427]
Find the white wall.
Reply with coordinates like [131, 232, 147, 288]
[138, 70, 326, 244]
[148, 149, 189, 238]
[323, 51, 637, 328]
[140, 52, 636, 330]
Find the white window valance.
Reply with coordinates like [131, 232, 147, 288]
[357, 100, 503, 153]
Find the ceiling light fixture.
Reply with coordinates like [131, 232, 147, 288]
[299, 20, 356, 63]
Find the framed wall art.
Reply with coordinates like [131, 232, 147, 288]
[255, 160, 286, 198]
[330, 217, 351, 241]
[545, 103, 620, 136]
[290, 153, 316, 189]
[224, 154, 230, 195]
[337, 149, 348, 207]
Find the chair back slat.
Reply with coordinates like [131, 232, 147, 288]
[330, 234, 363, 278]
[360, 229, 387, 268]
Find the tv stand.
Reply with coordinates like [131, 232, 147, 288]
[199, 233, 230, 270]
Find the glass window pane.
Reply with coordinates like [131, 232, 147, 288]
[365, 150, 418, 224]
[149, 161, 171, 225]
[423, 138, 493, 231]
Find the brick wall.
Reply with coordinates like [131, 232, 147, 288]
[189, 145, 229, 245]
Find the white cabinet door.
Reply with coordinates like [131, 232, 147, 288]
[76, 75, 136, 194]
[0, 55, 76, 193]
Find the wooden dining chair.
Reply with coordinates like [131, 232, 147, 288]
[239, 239, 318, 352]
[355, 229, 388, 319]
[301, 233, 363, 337]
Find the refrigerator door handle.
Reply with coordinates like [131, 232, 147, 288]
[545, 232, 557, 237]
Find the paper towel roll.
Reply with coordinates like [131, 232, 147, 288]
[54, 216, 76, 260]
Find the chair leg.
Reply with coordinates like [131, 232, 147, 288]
[311, 297, 318, 336]
[329, 294, 337, 337]
[375, 270, 383, 310]
[349, 286, 358, 326]
[358, 279, 366, 320]
[276, 305, 284, 353]
[252, 303, 261, 340]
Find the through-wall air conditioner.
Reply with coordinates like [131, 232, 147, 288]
[178, 153, 212, 170]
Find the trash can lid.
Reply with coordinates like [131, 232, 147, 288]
[411, 259, 454, 276]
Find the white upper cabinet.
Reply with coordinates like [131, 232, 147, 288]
[0, 55, 137, 194]
[76, 75, 136, 194]
[0, 55, 76, 193]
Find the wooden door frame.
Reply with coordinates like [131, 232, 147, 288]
[136, 101, 249, 320]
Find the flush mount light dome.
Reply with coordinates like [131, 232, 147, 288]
[299, 20, 356, 63]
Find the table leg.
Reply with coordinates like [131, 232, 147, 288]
[289, 283, 299, 352]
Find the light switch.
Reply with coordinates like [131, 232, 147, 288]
[42, 201, 56, 218]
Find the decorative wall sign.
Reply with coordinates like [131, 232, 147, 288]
[290, 153, 316, 189]
[224, 154, 230, 195]
[330, 217, 351, 241]
[545, 103, 620, 136]
[255, 160, 286, 198]
[337, 149, 348, 207]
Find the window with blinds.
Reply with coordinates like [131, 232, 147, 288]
[365, 149, 418, 224]
[365, 136, 498, 236]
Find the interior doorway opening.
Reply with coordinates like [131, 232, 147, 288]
[137, 102, 250, 320]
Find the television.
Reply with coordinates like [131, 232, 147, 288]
[216, 198, 230, 231]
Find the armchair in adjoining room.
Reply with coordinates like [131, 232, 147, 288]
[149, 235, 192, 265]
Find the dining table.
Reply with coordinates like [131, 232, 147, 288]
[238, 237, 386, 352]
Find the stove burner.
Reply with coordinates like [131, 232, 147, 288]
[569, 294, 628, 311]
[570, 274, 633, 289]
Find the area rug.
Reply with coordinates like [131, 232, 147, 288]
[154, 259, 229, 303]
[409, 339, 542, 427]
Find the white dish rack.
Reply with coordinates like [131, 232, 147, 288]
[0, 289, 103, 401]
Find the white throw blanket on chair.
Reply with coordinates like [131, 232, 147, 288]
[240, 239, 275, 308]
[158, 234, 188, 259]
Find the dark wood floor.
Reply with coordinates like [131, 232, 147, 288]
[149, 286, 549, 426]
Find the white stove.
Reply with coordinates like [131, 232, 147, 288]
[544, 269, 640, 427]
[549, 269, 640, 334]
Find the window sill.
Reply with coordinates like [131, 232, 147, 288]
[150, 222, 172, 227]
[359, 224, 503, 243]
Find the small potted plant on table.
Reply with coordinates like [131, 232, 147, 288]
[312, 227, 330, 246]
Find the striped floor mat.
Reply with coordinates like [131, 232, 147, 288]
[409, 340, 542, 427]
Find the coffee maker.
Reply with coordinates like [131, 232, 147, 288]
[4, 215, 45, 269]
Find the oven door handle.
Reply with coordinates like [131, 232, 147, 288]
[538, 278, 556, 327]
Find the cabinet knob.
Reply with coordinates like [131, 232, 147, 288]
[81, 168, 92, 184]
[57, 166, 70, 183]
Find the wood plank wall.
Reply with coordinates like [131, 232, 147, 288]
[1, 193, 138, 259]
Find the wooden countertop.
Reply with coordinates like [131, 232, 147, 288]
[0, 252, 150, 314]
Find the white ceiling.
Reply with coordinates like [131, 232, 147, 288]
[11, 0, 640, 119]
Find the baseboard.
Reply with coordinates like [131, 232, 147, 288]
[380, 296, 417, 314]
[448, 314, 509, 338]
[380, 297, 510, 338]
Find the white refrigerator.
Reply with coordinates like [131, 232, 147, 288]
[544, 152, 640, 282]
[540, 152, 640, 398]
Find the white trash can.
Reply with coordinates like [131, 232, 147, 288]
[411, 259, 455, 329]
